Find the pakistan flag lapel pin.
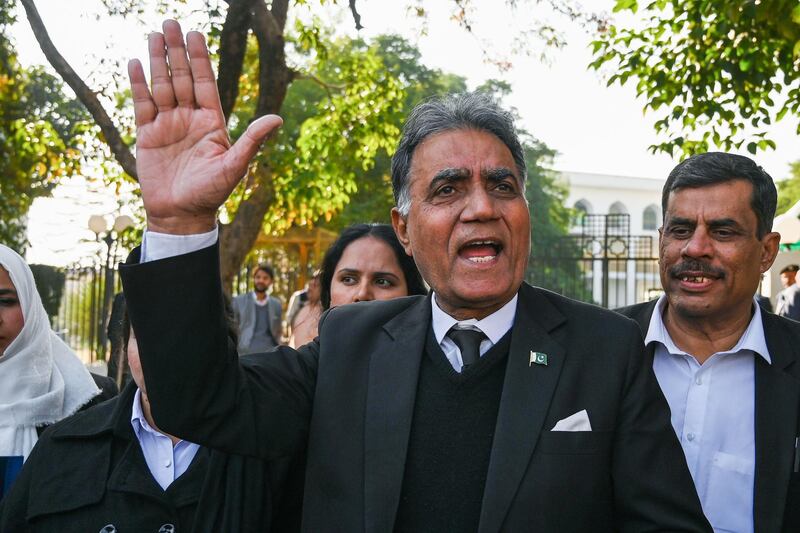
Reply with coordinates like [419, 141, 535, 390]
[529, 351, 548, 366]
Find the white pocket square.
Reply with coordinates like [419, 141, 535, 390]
[551, 409, 592, 432]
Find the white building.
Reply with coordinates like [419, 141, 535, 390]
[561, 170, 665, 243]
[556, 171, 665, 307]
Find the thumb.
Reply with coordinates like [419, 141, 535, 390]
[223, 114, 283, 181]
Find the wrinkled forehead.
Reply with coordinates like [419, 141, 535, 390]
[409, 128, 522, 186]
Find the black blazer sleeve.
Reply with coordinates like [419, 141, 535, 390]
[120, 242, 316, 459]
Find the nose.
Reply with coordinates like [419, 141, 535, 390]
[352, 280, 374, 303]
[460, 186, 498, 222]
[682, 227, 713, 258]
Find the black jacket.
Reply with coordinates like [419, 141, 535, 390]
[617, 300, 800, 533]
[33, 372, 117, 438]
[122, 242, 711, 532]
[0, 382, 303, 532]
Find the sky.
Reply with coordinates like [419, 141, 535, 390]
[11, 0, 800, 265]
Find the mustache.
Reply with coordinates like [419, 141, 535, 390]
[668, 260, 726, 279]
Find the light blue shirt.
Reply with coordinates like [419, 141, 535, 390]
[130, 388, 201, 491]
[645, 295, 770, 533]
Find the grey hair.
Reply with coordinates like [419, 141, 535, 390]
[391, 92, 527, 216]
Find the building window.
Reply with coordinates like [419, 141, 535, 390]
[643, 204, 659, 231]
[573, 199, 592, 226]
[608, 201, 628, 231]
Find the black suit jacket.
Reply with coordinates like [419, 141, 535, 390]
[121, 243, 710, 532]
[617, 300, 800, 533]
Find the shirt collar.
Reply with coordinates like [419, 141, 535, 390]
[431, 292, 518, 345]
[131, 388, 166, 438]
[252, 292, 269, 306]
[644, 294, 771, 363]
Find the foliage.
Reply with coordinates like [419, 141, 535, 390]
[321, 34, 468, 230]
[591, 0, 800, 158]
[18, 0, 598, 283]
[0, 13, 91, 250]
[777, 160, 800, 215]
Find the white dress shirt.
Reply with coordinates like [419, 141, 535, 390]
[431, 292, 517, 372]
[646, 295, 770, 533]
[141, 226, 218, 262]
[130, 388, 200, 491]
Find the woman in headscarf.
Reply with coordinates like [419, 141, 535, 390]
[0, 244, 116, 494]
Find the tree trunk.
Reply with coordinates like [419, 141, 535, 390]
[218, 0, 293, 288]
[219, 166, 276, 289]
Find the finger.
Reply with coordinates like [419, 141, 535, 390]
[148, 31, 177, 111]
[222, 115, 284, 184]
[162, 20, 195, 108]
[128, 59, 156, 126]
[186, 31, 223, 115]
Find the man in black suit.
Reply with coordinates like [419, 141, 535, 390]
[618, 152, 800, 533]
[120, 20, 710, 531]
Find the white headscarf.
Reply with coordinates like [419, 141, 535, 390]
[0, 244, 99, 459]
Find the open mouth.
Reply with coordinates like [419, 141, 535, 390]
[679, 275, 714, 283]
[674, 270, 720, 289]
[459, 240, 503, 263]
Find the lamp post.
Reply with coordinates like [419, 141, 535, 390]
[88, 214, 134, 361]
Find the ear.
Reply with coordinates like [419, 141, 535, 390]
[391, 207, 413, 257]
[759, 231, 781, 273]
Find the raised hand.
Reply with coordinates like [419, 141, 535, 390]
[128, 20, 282, 234]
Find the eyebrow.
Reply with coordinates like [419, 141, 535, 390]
[0, 288, 17, 296]
[484, 167, 517, 182]
[427, 168, 470, 193]
[337, 268, 400, 279]
[666, 216, 744, 230]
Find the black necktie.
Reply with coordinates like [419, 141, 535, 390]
[447, 327, 487, 368]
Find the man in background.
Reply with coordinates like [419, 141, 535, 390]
[776, 264, 800, 320]
[232, 263, 282, 354]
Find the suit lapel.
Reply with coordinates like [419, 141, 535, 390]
[754, 312, 800, 533]
[478, 286, 566, 533]
[363, 296, 429, 533]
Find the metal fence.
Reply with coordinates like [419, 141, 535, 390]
[528, 214, 661, 308]
[53, 264, 121, 362]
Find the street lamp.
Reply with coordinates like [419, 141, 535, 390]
[88, 214, 134, 362]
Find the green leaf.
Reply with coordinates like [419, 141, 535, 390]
[613, 0, 638, 13]
[792, 5, 800, 24]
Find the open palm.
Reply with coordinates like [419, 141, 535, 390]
[129, 20, 281, 234]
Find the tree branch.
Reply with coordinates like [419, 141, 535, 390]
[270, 0, 289, 31]
[217, 0, 257, 121]
[251, 0, 293, 116]
[294, 71, 345, 98]
[349, 0, 364, 30]
[20, 0, 138, 180]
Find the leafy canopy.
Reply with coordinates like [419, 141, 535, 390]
[591, 0, 800, 158]
[0, 17, 90, 251]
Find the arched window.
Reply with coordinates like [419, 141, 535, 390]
[643, 204, 659, 231]
[608, 202, 628, 231]
[609, 201, 628, 215]
[572, 199, 592, 226]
